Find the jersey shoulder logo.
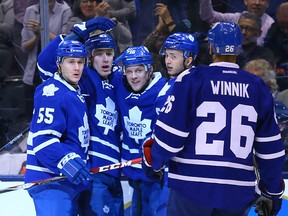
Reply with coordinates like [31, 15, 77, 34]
[42, 84, 59, 97]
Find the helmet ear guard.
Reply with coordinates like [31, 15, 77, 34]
[208, 22, 243, 55]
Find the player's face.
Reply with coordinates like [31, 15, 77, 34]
[238, 18, 260, 45]
[60, 57, 85, 85]
[91, 48, 114, 79]
[125, 65, 151, 92]
[244, 0, 269, 16]
[165, 49, 185, 78]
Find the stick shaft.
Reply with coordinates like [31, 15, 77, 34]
[0, 157, 142, 194]
[0, 126, 30, 153]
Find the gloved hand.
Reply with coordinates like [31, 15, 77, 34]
[142, 138, 163, 181]
[254, 180, 284, 216]
[70, 17, 116, 41]
[58, 153, 92, 185]
[255, 195, 282, 216]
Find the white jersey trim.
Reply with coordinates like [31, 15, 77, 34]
[122, 143, 140, 154]
[171, 157, 254, 171]
[88, 151, 119, 164]
[169, 173, 256, 187]
[26, 164, 55, 174]
[155, 136, 184, 153]
[34, 138, 59, 153]
[255, 134, 281, 142]
[255, 150, 285, 160]
[156, 120, 189, 137]
[90, 136, 120, 153]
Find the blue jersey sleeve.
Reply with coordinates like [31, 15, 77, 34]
[37, 35, 64, 81]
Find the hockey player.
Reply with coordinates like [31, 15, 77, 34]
[25, 40, 92, 216]
[78, 33, 124, 216]
[142, 22, 285, 216]
[154, 32, 199, 215]
[114, 46, 166, 216]
[37, 20, 125, 215]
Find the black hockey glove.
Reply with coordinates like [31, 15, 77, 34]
[142, 139, 163, 181]
[254, 180, 284, 216]
[70, 17, 116, 41]
[58, 153, 92, 185]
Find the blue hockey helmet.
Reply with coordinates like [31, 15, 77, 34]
[119, 46, 153, 72]
[208, 22, 243, 55]
[159, 32, 199, 60]
[85, 33, 116, 55]
[56, 40, 87, 66]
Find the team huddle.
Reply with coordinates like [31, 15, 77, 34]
[24, 17, 285, 216]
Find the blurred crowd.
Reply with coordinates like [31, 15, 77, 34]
[0, 0, 288, 169]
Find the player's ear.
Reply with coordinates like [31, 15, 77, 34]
[184, 57, 193, 69]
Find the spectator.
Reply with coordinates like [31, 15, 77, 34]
[143, 3, 191, 73]
[66, 0, 132, 56]
[199, 0, 274, 46]
[264, 2, 288, 91]
[25, 40, 92, 216]
[114, 46, 166, 216]
[265, 2, 288, 67]
[244, 59, 279, 98]
[236, 12, 275, 68]
[131, 0, 188, 46]
[21, 0, 72, 120]
[0, 0, 14, 81]
[142, 22, 285, 216]
[105, 0, 136, 30]
[11, 0, 38, 76]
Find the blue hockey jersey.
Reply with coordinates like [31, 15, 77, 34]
[25, 73, 90, 185]
[37, 35, 123, 178]
[155, 77, 176, 115]
[115, 72, 166, 181]
[80, 67, 122, 178]
[151, 62, 285, 209]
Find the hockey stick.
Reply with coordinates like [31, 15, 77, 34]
[0, 157, 142, 194]
[0, 126, 30, 153]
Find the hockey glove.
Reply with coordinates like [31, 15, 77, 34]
[254, 180, 284, 216]
[58, 153, 92, 185]
[70, 17, 116, 41]
[142, 139, 163, 181]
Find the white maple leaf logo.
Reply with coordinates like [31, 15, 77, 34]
[78, 112, 90, 153]
[123, 106, 152, 144]
[95, 97, 118, 135]
[42, 84, 59, 96]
